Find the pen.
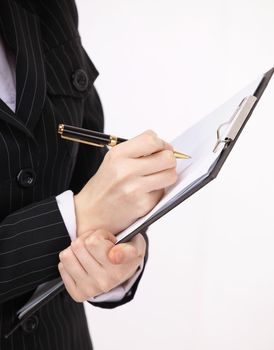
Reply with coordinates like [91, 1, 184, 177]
[58, 124, 191, 159]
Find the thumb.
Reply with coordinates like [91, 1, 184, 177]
[108, 243, 138, 265]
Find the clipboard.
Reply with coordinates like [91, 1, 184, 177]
[9, 67, 273, 336]
[116, 67, 274, 243]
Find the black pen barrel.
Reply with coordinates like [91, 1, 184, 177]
[63, 129, 109, 145]
[116, 137, 127, 143]
[60, 124, 128, 146]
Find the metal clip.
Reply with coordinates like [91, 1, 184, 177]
[213, 95, 257, 153]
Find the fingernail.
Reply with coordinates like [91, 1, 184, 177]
[114, 251, 123, 264]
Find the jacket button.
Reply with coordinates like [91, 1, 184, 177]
[21, 315, 39, 333]
[72, 69, 89, 92]
[17, 169, 36, 188]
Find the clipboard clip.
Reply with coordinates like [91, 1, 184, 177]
[213, 95, 257, 153]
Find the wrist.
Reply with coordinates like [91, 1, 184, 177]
[73, 193, 103, 237]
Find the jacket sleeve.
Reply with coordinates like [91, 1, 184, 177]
[0, 197, 71, 304]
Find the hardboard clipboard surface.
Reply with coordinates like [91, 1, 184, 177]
[12, 67, 273, 330]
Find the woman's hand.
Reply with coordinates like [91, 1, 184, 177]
[58, 229, 146, 302]
[74, 130, 177, 236]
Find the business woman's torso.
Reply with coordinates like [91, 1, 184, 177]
[0, 1, 103, 349]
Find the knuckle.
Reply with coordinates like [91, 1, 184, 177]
[60, 248, 71, 262]
[92, 230, 105, 239]
[85, 235, 99, 249]
[73, 238, 85, 250]
[142, 131, 167, 154]
[144, 129, 157, 137]
[122, 183, 139, 200]
[145, 133, 158, 147]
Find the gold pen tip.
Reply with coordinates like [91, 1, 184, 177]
[173, 151, 191, 159]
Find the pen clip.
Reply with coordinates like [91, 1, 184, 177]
[213, 95, 257, 153]
[60, 135, 105, 148]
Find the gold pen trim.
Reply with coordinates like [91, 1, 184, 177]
[60, 135, 105, 148]
[59, 124, 105, 148]
[108, 135, 118, 147]
[58, 124, 65, 134]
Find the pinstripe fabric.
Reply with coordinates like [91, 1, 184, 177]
[0, 1, 147, 349]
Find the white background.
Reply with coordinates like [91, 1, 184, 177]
[76, 1, 274, 349]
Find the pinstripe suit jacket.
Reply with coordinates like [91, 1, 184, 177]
[0, 1, 146, 349]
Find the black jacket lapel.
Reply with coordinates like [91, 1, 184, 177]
[0, 100, 33, 138]
[0, 0, 46, 137]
